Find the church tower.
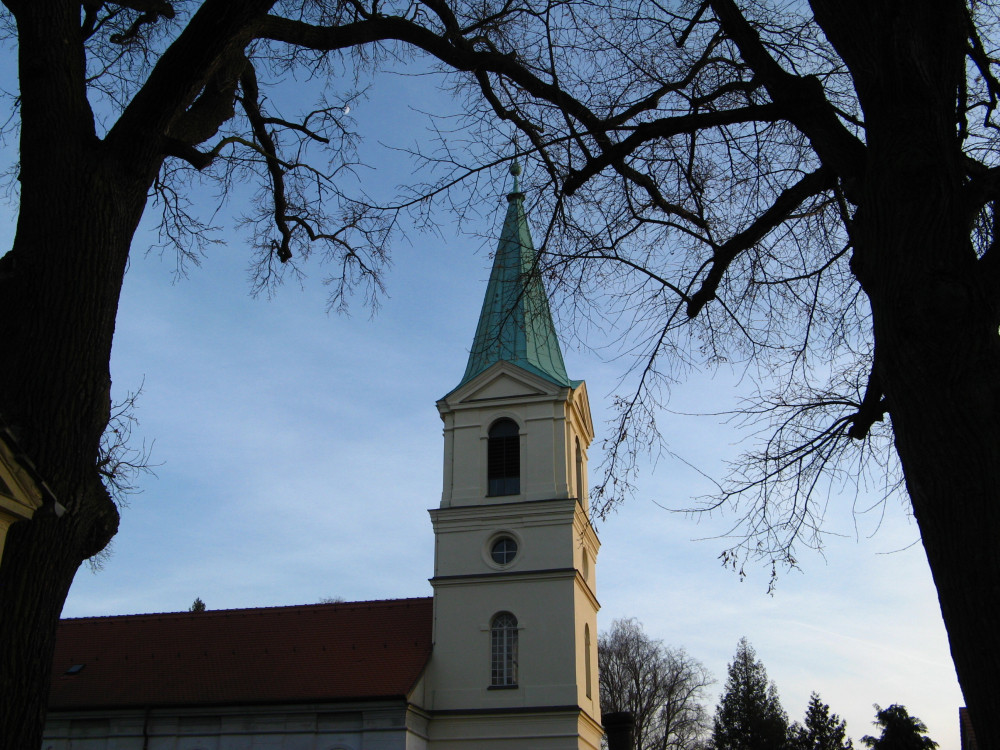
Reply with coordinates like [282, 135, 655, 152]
[424, 163, 602, 749]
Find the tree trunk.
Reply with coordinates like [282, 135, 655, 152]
[0, 152, 154, 746]
[811, 2, 1000, 745]
[0, 5, 149, 745]
[0, 96, 161, 747]
[0, 2, 275, 743]
[870, 219, 1000, 748]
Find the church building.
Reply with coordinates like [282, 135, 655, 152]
[44, 162, 603, 750]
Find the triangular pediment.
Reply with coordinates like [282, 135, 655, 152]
[443, 360, 565, 407]
[467, 372, 543, 401]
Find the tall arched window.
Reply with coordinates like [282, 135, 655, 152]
[488, 419, 520, 496]
[585, 624, 592, 699]
[490, 612, 518, 686]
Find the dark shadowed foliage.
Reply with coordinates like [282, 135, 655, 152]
[860, 705, 938, 750]
[712, 638, 788, 750]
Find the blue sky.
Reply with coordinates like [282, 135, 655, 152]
[5, 52, 962, 747]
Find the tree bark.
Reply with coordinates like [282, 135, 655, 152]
[0, 2, 274, 746]
[0, 166, 148, 750]
[0, 5, 134, 743]
[866, 176, 1000, 749]
[0, 144, 154, 750]
[810, 1, 1000, 744]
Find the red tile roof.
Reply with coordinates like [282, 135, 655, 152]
[49, 598, 433, 710]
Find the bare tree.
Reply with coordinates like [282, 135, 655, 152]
[0, 1, 657, 744]
[4, 1, 1000, 747]
[383, 1, 1000, 743]
[599, 618, 713, 750]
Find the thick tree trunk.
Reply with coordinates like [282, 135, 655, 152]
[0, 3, 279, 745]
[868, 226, 1000, 747]
[892, 368, 1000, 748]
[867, 207, 1000, 748]
[810, 2, 1000, 745]
[0, 7, 127, 748]
[0, 4, 155, 745]
[0, 160, 151, 748]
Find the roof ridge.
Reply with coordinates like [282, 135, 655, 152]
[58, 596, 433, 622]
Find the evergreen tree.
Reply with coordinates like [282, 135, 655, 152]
[189, 597, 206, 613]
[789, 693, 853, 750]
[711, 638, 788, 750]
[860, 705, 937, 750]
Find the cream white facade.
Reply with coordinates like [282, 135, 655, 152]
[425, 358, 602, 750]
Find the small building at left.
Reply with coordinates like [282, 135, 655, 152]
[0, 423, 61, 565]
[46, 598, 436, 750]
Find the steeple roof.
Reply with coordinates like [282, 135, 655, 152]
[458, 163, 572, 389]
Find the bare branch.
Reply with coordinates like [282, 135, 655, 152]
[98, 382, 157, 508]
[238, 58, 293, 263]
[708, 0, 866, 193]
[109, 0, 176, 45]
[687, 166, 835, 317]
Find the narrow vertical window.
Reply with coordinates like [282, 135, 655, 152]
[491, 612, 518, 686]
[575, 437, 584, 504]
[585, 624, 592, 699]
[488, 419, 520, 496]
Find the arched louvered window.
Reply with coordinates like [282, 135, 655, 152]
[585, 623, 592, 698]
[490, 612, 518, 686]
[488, 419, 520, 496]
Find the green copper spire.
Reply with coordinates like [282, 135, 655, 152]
[458, 161, 572, 388]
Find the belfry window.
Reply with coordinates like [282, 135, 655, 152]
[490, 612, 518, 687]
[488, 419, 520, 496]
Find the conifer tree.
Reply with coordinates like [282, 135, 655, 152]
[860, 705, 937, 750]
[711, 638, 788, 750]
[789, 693, 853, 750]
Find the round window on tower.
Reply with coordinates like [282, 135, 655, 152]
[490, 536, 518, 566]
[483, 531, 522, 569]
